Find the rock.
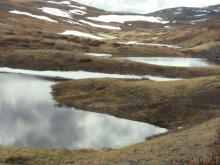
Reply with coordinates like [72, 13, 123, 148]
[187, 47, 220, 58]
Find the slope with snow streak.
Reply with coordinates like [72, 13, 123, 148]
[9, 10, 58, 23]
[47, 1, 71, 5]
[58, 30, 104, 39]
[79, 20, 121, 30]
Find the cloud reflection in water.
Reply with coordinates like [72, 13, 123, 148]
[0, 73, 167, 149]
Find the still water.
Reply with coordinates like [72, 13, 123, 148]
[117, 57, 220, 67]
[0, 73, 167, 149]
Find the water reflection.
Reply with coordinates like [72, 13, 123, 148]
[117, 57, 220, 67]
[0, 67, 181, 81]
[117, 42, 182, 48]
[0, 73, 167, 149]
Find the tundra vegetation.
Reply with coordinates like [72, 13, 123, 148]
[0, 0, 220, 164]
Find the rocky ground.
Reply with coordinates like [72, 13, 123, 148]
[188, 46, 220, 58]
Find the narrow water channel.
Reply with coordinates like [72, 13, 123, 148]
[0, 73, 167, 150]
[117, 57, 220, 67]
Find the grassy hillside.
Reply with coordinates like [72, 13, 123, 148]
[0, 0, 220, 164]
[52, 76, 220, 129]
[155, 14, 220, 51]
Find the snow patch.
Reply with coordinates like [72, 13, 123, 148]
[196, 10, 211, 13]
[69, 9, 87, 15]
[79, 20, 121, 30]
[47, 1, 71, 5]
[68, 5, 86, 10]
[39, 7, 71, 18]
[191, 18, 208, 22]
[98, 34, 118, 39]
[83, 53, 112, 57]
[194, 14, 207, 17]
[9, 10, 58, 22]
[174, 12, 182, 14]
[60, 18, 84, 26]
[58, 30, 104, 39]
[150, 37, 159, 40]
[87, 15, 169, 24]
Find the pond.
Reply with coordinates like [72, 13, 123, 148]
[0, 73, 168, 150]
[116, 57, 220, 67]
[117, 41, 182, 48]
[0, 67, 182, 81]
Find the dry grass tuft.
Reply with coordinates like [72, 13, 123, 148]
[89, 40, 106, 46]
[215, 38, 220, 42]
[80, 45, 90, 50]
[56, 45, 65, 50]
[42, 41, 55, 46]
[112, 42, 121, 47]
[79, 58, 93, 63]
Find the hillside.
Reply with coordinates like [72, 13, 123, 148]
[148, 4, 220, 22]
[154, 13, 220, 53]
[0, 0, 220, 164]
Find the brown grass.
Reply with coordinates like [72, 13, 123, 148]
[56, 45, 65, 50]
[112, 42, 121, 47]
[88, 40, 106, 46]
[41, 41, 55, 46]
[52, 76, 220, 129]
[79, 58, 93, 63]
[80, 45, 90, 50]
[1, 0, 220, 164]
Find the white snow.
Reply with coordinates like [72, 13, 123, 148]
[38, 7, 88, 18]
[98, 34, 118, 39]
[117, 41, 181, 48]
[47, 1, 71, 5]
[177, 8, 182, 10]
[58, 30, 104, 39]
[150, 37, 159, 40]
[172, 21, 176, 23]
[9, 10, 58, 23]
[194, 14, 207, 17]
[164, 26, 170, 28]
[69, 9, 87, 15]
[0, 67, 182, 81]
[196, 10, 211, 13]
[174, 12, 182, 14]
[39, 7, 71, 18]
[83, 53, 112, 57]
[87, 15, 169, 24]
[68, 5, 86, 10]
[59, 18, 84, 25]
[191, 18, 208, 22]
[128, 24, 132, 26]
[79, 20, 121, 30]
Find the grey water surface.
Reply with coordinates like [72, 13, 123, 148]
[0, 73, 167, 150]
[117, 57, 220, 67]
